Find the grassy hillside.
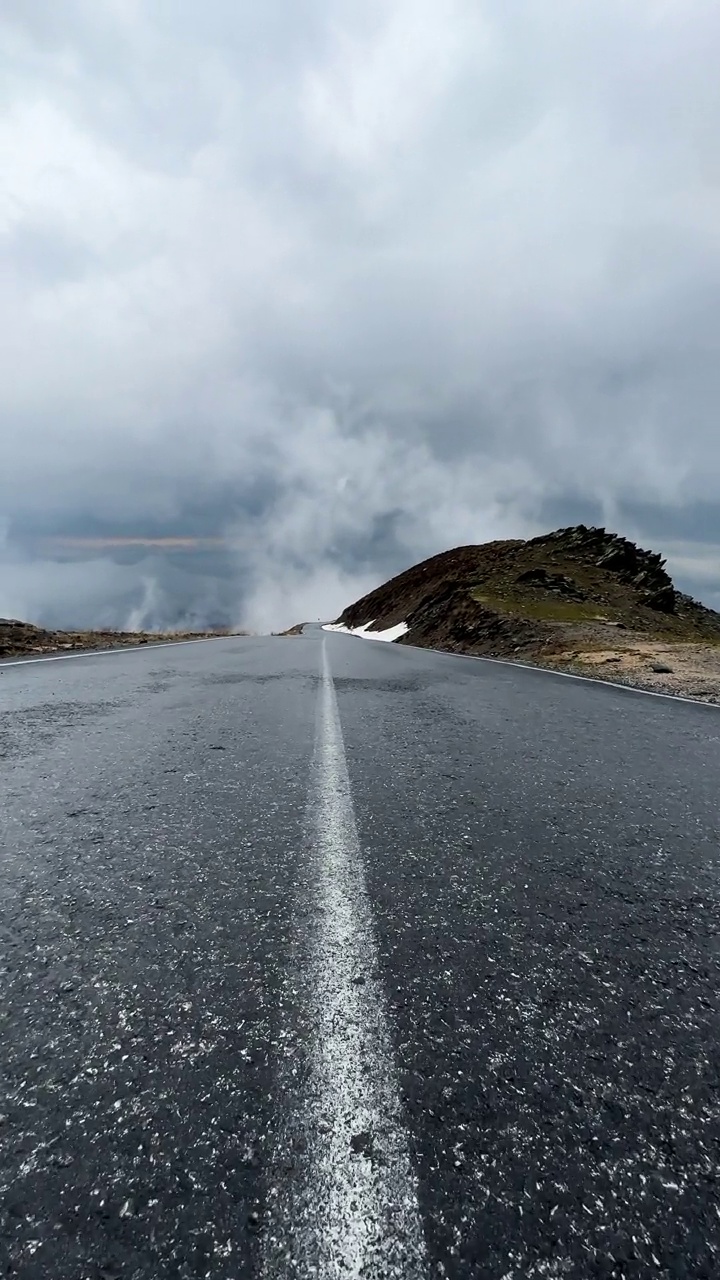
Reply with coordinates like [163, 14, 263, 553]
[336, 525, 720, 662]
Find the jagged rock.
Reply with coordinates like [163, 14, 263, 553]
[642, 585, 676, 613]
[515, 568, 585, 599]
[335, 524, 720, 661]
[596, 546, 633, 571]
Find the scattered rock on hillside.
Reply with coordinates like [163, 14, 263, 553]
[515, 568, 586, 600]
[331, 524, 720, 700]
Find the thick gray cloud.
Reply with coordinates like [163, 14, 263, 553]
[1, 0, 719, 629]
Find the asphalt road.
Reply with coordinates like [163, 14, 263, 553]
[1, 631, 719, 1279]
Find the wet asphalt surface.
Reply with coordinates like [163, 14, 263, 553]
[1, 632, 719, 1279]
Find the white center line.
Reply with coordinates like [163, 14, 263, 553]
[265, 639, 426, 1278]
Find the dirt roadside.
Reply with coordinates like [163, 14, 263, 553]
[542, 635, 720, 703]
[0, 619, 242, 659]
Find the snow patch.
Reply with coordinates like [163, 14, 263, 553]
[322, 619, 409, 642]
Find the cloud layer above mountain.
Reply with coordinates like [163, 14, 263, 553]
[2, 1, 719, 628]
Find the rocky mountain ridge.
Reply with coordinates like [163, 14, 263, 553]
[334, 526, 720, 680]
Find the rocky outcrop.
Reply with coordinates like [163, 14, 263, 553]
[334, 524, 720, 660]
[529, 526, 676, 612]
[515, 568, 586, 600]
[404, 580, 546, 657]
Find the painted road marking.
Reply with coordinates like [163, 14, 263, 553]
[463, 651, 720, 707]
[327, 630, 720, 709]
[265, 638, 426, 1278]
[0, 636, 232, 670]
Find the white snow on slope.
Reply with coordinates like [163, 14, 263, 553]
[322, 619, 409, 642]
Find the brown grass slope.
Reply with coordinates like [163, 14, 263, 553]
[336, 525, 720, 672]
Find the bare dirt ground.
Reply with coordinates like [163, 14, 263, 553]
[544, 634, 720, 703]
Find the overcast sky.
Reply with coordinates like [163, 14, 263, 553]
[2, 0, 719, 631]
